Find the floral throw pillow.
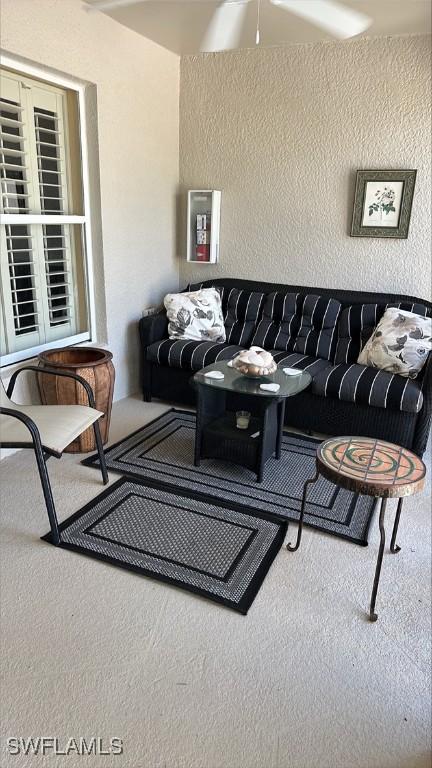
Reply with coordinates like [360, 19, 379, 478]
[164, 288, 226, 342]
[357, 308, 432, 378]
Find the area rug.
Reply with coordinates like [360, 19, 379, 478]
[43, 478, 286, 614]
[83, 410, 376, 545]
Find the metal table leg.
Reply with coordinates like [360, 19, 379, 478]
[369, 497, 387, 622]
[390, 497, 403, 554]
[286, 469, 320, 552]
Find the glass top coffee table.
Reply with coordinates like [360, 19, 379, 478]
[192, 361, 312, 482]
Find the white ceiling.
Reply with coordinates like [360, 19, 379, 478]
[83, 0, 432, 56]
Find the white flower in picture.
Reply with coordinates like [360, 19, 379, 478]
[368, 186, 396, 219]
[362, 180, 404, 228]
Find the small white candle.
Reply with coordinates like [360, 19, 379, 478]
[236, 411, 250, 430]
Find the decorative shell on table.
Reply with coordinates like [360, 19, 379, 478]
[232, 347, 277, 378]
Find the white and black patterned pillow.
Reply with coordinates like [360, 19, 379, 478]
[358, 308, 432, 378]
[187, 282, 232, 321]
[164, 288, 226, 342]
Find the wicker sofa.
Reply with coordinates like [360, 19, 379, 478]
[139, 278, 432, 457]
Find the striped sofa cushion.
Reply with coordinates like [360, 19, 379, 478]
[312, 363, 423, 414]
[270, 350, 331, 377]
[335, 302, 429, 365]
[188, 283, 264, 344]
[293, 295, 341, 361]
[146, 339, 243, 371]
[251, 292, 302, 351]
[223, 288, 265, 346]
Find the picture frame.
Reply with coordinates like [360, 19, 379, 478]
[351, 169, 417, 238]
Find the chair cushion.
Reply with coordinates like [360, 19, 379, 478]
[223, 287, 265, 346]
[146, 339, 243, 371]
[251, 292, 302, 351]
[293, 295, 341, 361]
[334, 301, 429, 365]
[311, 363, 423, 414]
[270, 351, 331, 377]
[0, 404, 103, 454]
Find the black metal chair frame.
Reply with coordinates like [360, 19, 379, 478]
[0, 366, 109, 546]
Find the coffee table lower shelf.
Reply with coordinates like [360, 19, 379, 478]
[195, 397, 285, 482]
[200, 413, 262, 474]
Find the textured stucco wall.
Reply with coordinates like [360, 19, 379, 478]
[1, 0, 180, 399]
[180, 35, 431, 301]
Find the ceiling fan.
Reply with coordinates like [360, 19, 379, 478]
[85, 0, 372, 52]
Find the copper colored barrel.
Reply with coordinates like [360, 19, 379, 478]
[37, 347, 115, 453]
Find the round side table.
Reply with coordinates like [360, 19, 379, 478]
[287, 436, 426, 621]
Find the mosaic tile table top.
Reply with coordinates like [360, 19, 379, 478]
[317, 437, 426, 498]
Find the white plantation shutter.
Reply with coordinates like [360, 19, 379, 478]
[0, 95, 30, 214]
[1, 78, 44, 353]
[0, 69, 89, 364]
[0, 223, 43, 353]
[43, 224, 74, 328]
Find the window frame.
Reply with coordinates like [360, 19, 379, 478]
[0, 54, 97, 367]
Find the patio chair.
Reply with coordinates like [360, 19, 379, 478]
[0, 366, 109, 546]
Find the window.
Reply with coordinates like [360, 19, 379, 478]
[0, 68, 91, 366]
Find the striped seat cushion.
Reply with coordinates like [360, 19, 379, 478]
[293, 295, 341, 361]
[270, 351, 331, 377]
[312, 363, 423, 414]
[223, 288, 265, 346]
[146, 339, 243, 371]
[251, 292, 302, 351]
[335, 301, 429, 365]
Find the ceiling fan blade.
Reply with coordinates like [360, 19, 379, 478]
[271, 0, 371, 39]
[200, 0, 249, 53]
[84, 0, 149, 11]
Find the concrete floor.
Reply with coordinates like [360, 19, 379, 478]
[0, 395, 431, 768]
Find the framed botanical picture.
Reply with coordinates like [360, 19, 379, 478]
[351, 169, 417, 238]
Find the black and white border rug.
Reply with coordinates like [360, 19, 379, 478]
[83, 410, 376, 545]
[43, 478, 287, 614]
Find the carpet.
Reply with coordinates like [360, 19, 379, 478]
[43, 478, 287, 614]
[83, 409, 376, 545]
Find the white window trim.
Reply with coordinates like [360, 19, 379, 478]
[2, 333, 91, 368]
[0, 53, 97, 367]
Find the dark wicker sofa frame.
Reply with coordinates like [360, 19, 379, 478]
[139, 278, 432, 458]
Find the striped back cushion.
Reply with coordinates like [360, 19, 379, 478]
[224, 288, 265, 345]
[335, 302, 429, 364]
[251, 292, 302, 351]
[293, 295, 342, 361]
[187, 283, 241, 323]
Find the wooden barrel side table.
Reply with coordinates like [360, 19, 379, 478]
[37, 347, 115, 453]
[287, 436, 426, 621]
